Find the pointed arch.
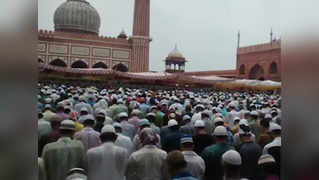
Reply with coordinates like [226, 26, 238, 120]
[249, 64, 264, 80]
[49, 59, 67, 67]
[71, 60, 88, 69]
[269, 62, 278, 74]
[239, 64, 245, 74]
[92, 62, 108, 69]
[113, 63, 128, 72]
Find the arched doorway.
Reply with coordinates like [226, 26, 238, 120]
[92, 62, 108, 69]
[239, 64, 245, 74]
[269, 62, 278, 74]
[113, 63, 128, 72]
[71, 60, 88, 69]
[249, 64, 265, 80]
[49, 59, 67, 67]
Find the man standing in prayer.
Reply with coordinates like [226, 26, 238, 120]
[201, 126, 234, 180]
[42, 120, 85, 180]
[126, 128, 169, 180]
[87, 125, 128, 180]
[180, 136, 205, 179]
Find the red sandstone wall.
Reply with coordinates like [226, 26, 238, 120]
[236, 48, 281, 81]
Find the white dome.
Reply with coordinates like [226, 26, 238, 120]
[168, 45, 184, 58]
[54, 0, 101, 34]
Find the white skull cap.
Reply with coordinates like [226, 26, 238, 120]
[168, 119, 178, 127]
[213, 126, 227, 136]
[214, 117, 224, 124]
[101, 124, 115, 134]
[222, 150, 242, 165]
[194, 120, 205, 128]
[59, 120, 75, 131]
[269, 123, 281, 131]
[258, 154, 276, 165]
[239, 119, 249, 126]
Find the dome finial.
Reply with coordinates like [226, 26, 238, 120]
[168, 43, 184, 58]
[118, 28, 127, 39]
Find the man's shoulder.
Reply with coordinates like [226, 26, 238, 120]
[202, 144, 217, 153]
[118, 134, 132, 142]
[87, 144, 105, 156]
[134, 146, 166, 157]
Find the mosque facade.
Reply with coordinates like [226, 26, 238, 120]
[38, 0, 151, 72]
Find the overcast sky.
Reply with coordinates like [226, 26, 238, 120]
[38, 0, 280, 72]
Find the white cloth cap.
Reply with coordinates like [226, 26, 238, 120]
[78, 114, 95, 124]
[101, 124, 115, 134]
[202, 110, 210, 116]
[222, 150, 242, 165]
[194, 120, 205, 128]
[118, 112, 128, 118]
[146, 113, 156, 117]
[44, 104, 52, 109]
[96, 109, 106, 116]
[80, 107, 88, 112]
[258, 154, 276, 165]
[131, 109, 140, 115]
[60, 120, 75, 131]
[239, 119, 249, 126]
[180, 136, 193, 144]
[214, 117, 224, 124]
[269, 123, 281, 131]
[113, 122, 122, 129]
[234, 117, 240, 121]
[265, 114, 272, 119]
[250, 111, 259, 116]
[183, 115, 191, 121]
[168, 119, 178, 127]
[213, 126, 227, 136]
[103, 116, 113, 125]
[195, 104, 205, 109]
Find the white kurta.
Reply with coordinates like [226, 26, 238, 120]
[182, 150, 206, 179]
[115, 133, 134, 155]
[125, 145, 169, 180]
[87, 142, 129, 180]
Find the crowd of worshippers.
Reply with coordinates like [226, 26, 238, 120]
[38, 83, 282, 180]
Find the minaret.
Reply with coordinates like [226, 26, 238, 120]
[237, 30, 240, 48]
[131, 0, 151, 72]
[270, 28, 273, 45]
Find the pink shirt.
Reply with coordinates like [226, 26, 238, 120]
[74, 127, 101, 153]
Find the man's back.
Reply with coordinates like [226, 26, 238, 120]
[74, 127, 101, 153]
[126, 145, 168, 180]
[42, 137, 85, 180]
[115, 133, 134, 155]
[162, 131, 182, 152]
[87, 142, 128, 180]
[38, 119, 51, 140]
[182, 151, 205, 179]
[193, 134, 215, 155]
[121, 121, 136, 139]
[201, 142, 234, 180]
[180, 123, 195, 136]
[238, 142, 262, 179]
